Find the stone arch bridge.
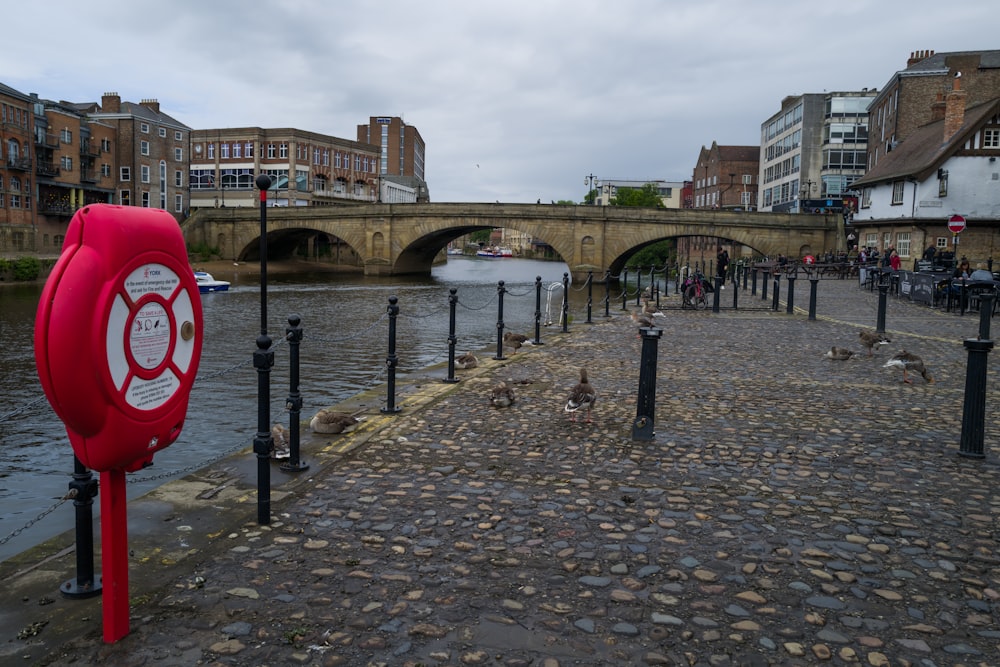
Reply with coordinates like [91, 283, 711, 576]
[181, 203, 843, 283]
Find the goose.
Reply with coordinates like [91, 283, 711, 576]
[456, 352, 478, 369]
[825, 346, 855, 360]
[641, 299, 665, 317]
[309, 409, 365, 434]
[883, 350, 934, 384]
[489, 381, 516, 408]
[859, 330, 891, 357]
[630, 310, 654, 338]
[565, 368, 597, 423]
[271, 424, 290, 459]
[503, 331, 532, 353]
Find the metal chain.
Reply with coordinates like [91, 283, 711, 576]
[126, 436, 253, 484]
[0, 395, 49, 424]
[570, 275, 591, 292]
[456, 294, 498, 311]
[0, 497, 70, 546]
[504, 286, 535, 297]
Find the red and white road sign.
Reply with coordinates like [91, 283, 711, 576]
[948, 214, 967, 234]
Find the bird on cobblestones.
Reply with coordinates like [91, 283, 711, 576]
[859, 330, 891, 357]
[503, 331, 532, 353]
[884, 350, 934, 384]
[310, 409, 364, 434]
[630, 310, 654, 337]
[825, 346, 856, 360]
[489, 381, 516, 408]
[641, 299, 665, 317]
[271, 424, 290, 459]
[456, 352, 478, 369]
[565, 368, 597, 423]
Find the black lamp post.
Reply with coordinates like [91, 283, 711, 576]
[585, 174, 597, 205]
[253, 174, 273, 525]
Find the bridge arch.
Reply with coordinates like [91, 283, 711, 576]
[181, 203, 841, 282]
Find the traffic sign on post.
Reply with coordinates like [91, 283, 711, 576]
[948, 214, 967, 234]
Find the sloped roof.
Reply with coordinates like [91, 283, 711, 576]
[903, 50, 1000, 74]
[718, 145, 760, 162]
[851, 98, 1000, 188]
[0, 81, 30, 101]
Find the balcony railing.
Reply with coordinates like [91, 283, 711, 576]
[35, 133, 60, 148]
[7, 157, 31, 171]
[80, 141, 99, 158]
[38, 202, 76, 217]
[37, 162, 60, 177]
[80, 169, 99, 183]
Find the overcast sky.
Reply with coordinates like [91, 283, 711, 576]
[3, 1, 995, 204]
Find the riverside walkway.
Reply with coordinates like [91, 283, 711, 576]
[2, 278, 998, 667]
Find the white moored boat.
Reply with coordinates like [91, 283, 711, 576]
[194, 271, 231, 293]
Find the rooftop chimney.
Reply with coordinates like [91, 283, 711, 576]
[930, 92, 946, 122]
[943, 73, 967, 142]
[102, 92, 120, 113]
[906, 49, 936, 67]
[140, 98, 160, 113]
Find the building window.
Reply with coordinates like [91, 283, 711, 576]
[245, 142, 253, 158]
[207, 143, 215, 159]
[140, 140, 150, 156]
[936, 236, 949, 249]
[233, 143, 241, 159]
[120, 167, 131, 181]
[189, 169, 216, 189]
[158, 127, 166, 138]
[175, 131, 182, 141]
[267, 144, 275, 159]
[174, 147, 183, 161]
[101, 164, 111, 177]
[175, 193, 183, 213]
[175, 170, 183, 187]
[861, 187, 871, 208]
[938, 169, 949, 197]
[221, 143, 229, 159]
[314, 148, 320, 164]
[120, 190, 130, 206]
[101, 138, 111, 152]
[140, 123, 149, 134]
[60, 128, 72, 143]
[983, 128, 1000, 148]
[891, 181, 904, 205]
[60, 156, 73, 171]
[141, 191, 150, 208]
[279, 143, 288, 159]
[896, 232, 911, 258]
[141, 165, 150, 183]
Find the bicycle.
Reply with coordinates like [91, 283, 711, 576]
[682, 270, 712, 309]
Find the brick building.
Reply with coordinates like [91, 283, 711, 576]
[0, 83, 35, 254]
[188, 127, 380, 209]
[867, 50, 1000, 172]
[357, 116, 429, 202]
[692, 142, 759, 210]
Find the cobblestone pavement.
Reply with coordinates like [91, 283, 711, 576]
[3, 278, 999, 667]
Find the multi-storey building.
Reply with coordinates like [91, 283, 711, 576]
[1, 83, 35, 253]
[72, 93, 190, 222]
[758, 91, 874, 214]
[33, 96, 116, 253]
[357, 116, 429, 202]
[188, 128, 380, 209]
[594, 179, 685, 208]
[692, 142, 759, 210]
[866, 50, 1000, 173]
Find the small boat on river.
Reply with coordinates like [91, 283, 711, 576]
[476, 246, 513, 258]
[194, 271, 231, 293]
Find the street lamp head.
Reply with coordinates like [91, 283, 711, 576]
[256, 174, 272, 191]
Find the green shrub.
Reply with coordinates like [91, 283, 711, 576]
[12, 256, 42, 281]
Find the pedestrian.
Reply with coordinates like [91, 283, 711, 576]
[889, 249, 901, 271]
[716, 247, 729, 288]
[923, 244, 937, 262]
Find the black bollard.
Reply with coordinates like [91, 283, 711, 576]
[742, 264, 749, 290]
[761, 270, 768, 301]
[281, 314, 308, 472]
[621, 268, 628, 311]
[494, 281, 507, 360]
[771, 273, 780, 311]
[632, 326, 663, 441]
[674, 263, 680, 295]
[61, 456, 102, 598]
[444, 288, 460, 382]
[712, 275, 721, 313]
[808, 275, 819, 320]
[979, 293, 994, 340]
[381, 296, 402, 414]
[603, 270, 611, 318]
[876, 277, 889, 333]
[786, 273, 796, 314]
[533, 278, 545, 344]
[751, 267, 758, 296]
[586, 271, 594, 324]
[562, 272, 570, 332]
[959, 338, 994, 458]
[252, 333, 274, 525]
[731, 275, 739, 310]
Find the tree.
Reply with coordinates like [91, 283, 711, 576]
[611, 183, 664, 208]
[627, 240, 674, 269]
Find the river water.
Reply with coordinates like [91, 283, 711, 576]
[0, 256, 593, 562]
